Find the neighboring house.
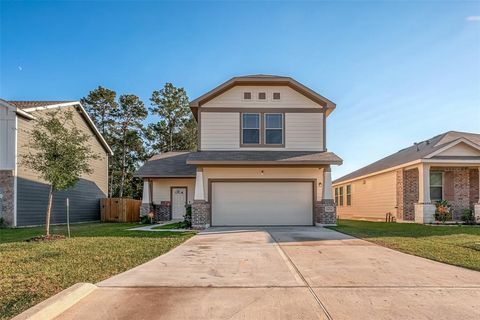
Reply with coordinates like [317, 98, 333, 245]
[135, 75, 342, 229]
[0, 100, 113, 227]
[333, 131, 480, 223]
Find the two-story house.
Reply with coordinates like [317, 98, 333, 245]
[135, 75, 342, 229]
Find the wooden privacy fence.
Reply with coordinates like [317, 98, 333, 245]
[101, 198, 141, 222]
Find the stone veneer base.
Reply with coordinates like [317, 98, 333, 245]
[0, 170, 15, 227]
[315, 199, 337, 225]
[192, 200, 211, 229]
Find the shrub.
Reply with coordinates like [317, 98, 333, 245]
[180, 204, 192, 229]
[434, 200, 452, 223]
[140, 211, 155, 224]
[461, 208, 476, 225]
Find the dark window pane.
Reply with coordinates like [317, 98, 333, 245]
[430, 187, 442, 201]
[273, 92, 281, 100]
[430, 172, 442, 186]
[243, 114, 259, 128]
[266, 129, 282, 144]
[243, 92, 252, 100]
[243, 129, 259, 144]
[347, 194, 351, 206]
[258, 92, 266, 100]
[266, 114, 282, 128]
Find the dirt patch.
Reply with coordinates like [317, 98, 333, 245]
[26, 234, 67, 242]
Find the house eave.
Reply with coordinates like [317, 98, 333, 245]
[186, 160, 342, 166]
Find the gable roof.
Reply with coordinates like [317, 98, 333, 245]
[189, 75, 336, 119]
[333, 131, 480, 184]
[134, 152, 196, 178]
[4, 100, 113, 155]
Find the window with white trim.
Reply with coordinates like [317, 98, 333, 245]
[346, 185, 352, 206]
[430, 172, 443, 202]
[264, 113, 283, 145]
[242, 113, 260, 144]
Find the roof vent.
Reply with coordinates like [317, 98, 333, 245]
[414, 142, 420, 151]
[426, 140, 430, 145]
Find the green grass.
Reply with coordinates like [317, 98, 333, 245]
[152, 222, 185, 230]
[0, 222, 195, 319]
[329, 219, 480, 271]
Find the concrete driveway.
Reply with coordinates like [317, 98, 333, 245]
[57, 227, 480, 320]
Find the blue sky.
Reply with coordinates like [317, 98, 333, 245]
[1, 1, 479, 178]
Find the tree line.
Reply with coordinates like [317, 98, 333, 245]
[80, 83, 197, 199]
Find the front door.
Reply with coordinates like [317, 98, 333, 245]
[171, 187, 187, 219]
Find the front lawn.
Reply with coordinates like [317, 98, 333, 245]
[152, 222, 185, 230]
[0, 222, 195, 319]
[329, 220, 480, 271]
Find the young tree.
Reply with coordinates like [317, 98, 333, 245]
[113, 94, 147, 197]
[21, 110, 98, 236]
[148, 83, 197, 153]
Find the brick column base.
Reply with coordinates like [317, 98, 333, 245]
[0, 170, 15, 227]
[315, 199, 337, 226]
[140, 203, 152, 217]
[192, 200, 211, 229]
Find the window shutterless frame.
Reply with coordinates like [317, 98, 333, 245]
[240, 112, 285, 148]
[264, 113, 284, 145]
[241, 113, 261, 145]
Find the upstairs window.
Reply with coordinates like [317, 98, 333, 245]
[258, 92, 266, 100]
[243, 92, 252, 100]
[242, 113, 260, 144]
[265, 113, 283, 145]
[346, 185, 352, 206]
[273, 92, 281, 100]
[430, 172, 443, 202]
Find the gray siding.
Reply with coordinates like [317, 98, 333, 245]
[17, 177, 105, 226]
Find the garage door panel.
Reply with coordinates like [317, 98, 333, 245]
[211, 182, 313, 226]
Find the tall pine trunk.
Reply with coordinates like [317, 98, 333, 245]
[45, 185, 53, 236]
[119, 133, 126, 197]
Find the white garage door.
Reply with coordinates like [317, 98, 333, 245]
[211, 181, 313, 226]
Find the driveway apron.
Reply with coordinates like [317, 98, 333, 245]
[56, 227, 480, 320]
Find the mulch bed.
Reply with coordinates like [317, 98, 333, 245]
[26, 234, 66, 242]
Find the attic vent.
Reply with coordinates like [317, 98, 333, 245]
[243, 92, 252, 100]
[273, 92, 281, 100]
[258, 92, 266, 100]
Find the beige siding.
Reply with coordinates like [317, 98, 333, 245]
[436, 142, 480, 157]
[0, 105, 16, 169]
[151, 179, 195, 204]
[202, 167, 324, 200]
[200, 112, 240, 150]
[204, 85, 321, 109]
[17, 107, 109, 195]
[285, 113, 323, 150]
[334, 171, 397, 221]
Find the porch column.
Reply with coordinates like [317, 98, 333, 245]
[316, 166, 336, 226]
[192, 167, 210, 229]
[475, 167, 480, 222]
[194, 167, 205, 201]
[322, 166, 333, 200]
[140, 179, 152, 217]
[414, 163, 435, 223]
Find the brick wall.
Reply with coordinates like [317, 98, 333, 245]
[396, 169, 404, 220]
[0, 170, 15, 226]
[402, 168, 418, 221]
[434, 167, 471, 220]
[469, 169, 479, 206]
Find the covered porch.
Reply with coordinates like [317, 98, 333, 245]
[401, 162, 480, 223]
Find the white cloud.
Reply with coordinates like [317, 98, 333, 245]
[466, 16, 480, 21]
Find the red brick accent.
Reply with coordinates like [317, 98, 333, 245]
[469, 169, 479, 206]
[402, 168, 418, 221]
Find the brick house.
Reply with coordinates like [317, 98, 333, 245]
[135, 75, 343, 229]
[333, 131, 480, 223]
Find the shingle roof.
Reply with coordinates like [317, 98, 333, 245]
[333, 131, 480, 184]
[7, 101, 76, 109]
[187, 151, 343, 165]
[134, 152, 197, 178]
